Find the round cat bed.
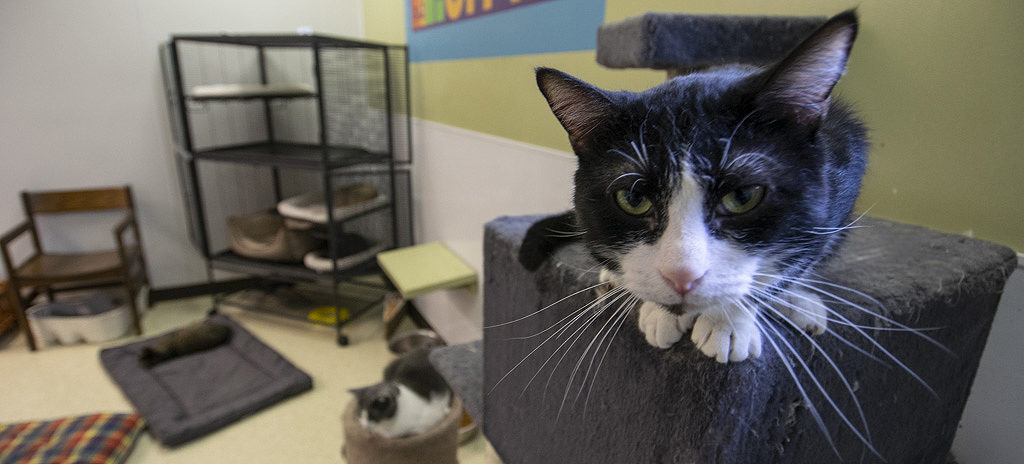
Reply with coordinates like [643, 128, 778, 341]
[303, 233, 387, 273]
[277, 183, 388, 226]
[342, 397, 461, 464]
[27, 291, 130, 346]
[227, 211, 321, 262]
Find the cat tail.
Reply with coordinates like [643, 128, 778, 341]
[518, 211, 580, 271]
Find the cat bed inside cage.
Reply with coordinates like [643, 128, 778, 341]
[341, 396, 461, 464]
[227, 211, 322, 262]
[27, 291, 131, 346]
[303, 232, 386, 273]
[100, 314, 312, 446]
[277, 183, 387, 225]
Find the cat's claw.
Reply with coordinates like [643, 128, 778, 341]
[690, 312, 762, 363]
[638, 301, 696, 349]
[785, 290, 828, 335]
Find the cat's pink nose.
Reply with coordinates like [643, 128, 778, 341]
[660, 267, 706, 297]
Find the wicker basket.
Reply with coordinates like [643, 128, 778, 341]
[342, 397, 461, 464]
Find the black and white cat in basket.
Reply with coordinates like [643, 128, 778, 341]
[350, 348, 453, 438]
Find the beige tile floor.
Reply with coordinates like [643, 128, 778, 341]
[0, 297, 502, 464]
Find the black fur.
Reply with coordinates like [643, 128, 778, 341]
[138, 320, 232, 368]
[351, 383, 400, 423]
[519, 211, 578, 271]
[522, 11, 866, 287]
[383, 348, 451, 400]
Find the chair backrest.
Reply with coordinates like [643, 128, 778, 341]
[22, 186, 134, 215]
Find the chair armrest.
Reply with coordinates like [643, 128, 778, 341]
[112, 213, 136, 255]
[0, 220, 33, 275]
[113, 213, 135, 238]
[0, 221, 32, 248]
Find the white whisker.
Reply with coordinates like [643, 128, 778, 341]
[732, 299, 842, 458]
[583, 296, 636, 416]
[804, 207, 874, 235]
[749, 301, 883, 460]
[573, 298, 633, 406]
[561, 296, 636, 416]
[752, 276, 939, 396]
[541, 291, 632, 403]
[609, 148, 644, 170]
[486, 280, 612, 329]
[757, 273, 951, 355]
[719, 109, 758, 171]
[748, 287, 891, 366]
[747, 294, 875, 451]
[511, 295, 614, 399]
[506, 286, 625, 341]
[488, 287, 626, 395]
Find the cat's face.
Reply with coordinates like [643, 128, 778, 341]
[351, 382, 399, 424]
[537, 17, 866, 313]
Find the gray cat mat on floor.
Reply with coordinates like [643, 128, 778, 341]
[597, 13, 826, 71]
[482, 215, 1016, 463]
[100, 314, 313, 446]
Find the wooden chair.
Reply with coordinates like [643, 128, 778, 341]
[0, 186, 150, 351]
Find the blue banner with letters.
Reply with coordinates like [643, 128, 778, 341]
[407, 0, 607, 62]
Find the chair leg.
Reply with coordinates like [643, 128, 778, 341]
[125, 283, 142, 336]
[7, 283, 37, 351]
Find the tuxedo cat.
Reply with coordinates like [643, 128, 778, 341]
[351, 348, 452, 438]
[521, 11, 867, 364]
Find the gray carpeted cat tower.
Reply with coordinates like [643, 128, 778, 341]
[473, 216, 1015, 463]
[428, 12, 1019, 464]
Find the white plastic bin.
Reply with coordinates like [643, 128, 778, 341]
[27, 292, 131, 346]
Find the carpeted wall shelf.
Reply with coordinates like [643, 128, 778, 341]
[597, 13, 827, 75]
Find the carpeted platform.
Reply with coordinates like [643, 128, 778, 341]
[597, 13, 826, 72]
[481, 215, 1015, 463]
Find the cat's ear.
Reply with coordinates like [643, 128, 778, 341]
[348, 387, 368, 397]
[756, 10, 858, 126]
[536, 67, 615, 151]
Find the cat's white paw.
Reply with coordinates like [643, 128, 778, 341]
[638, 301, 695, 349]
[690, 310, 762, 363]
[596, 268, 617, 298]
[785, 290, 828, 335]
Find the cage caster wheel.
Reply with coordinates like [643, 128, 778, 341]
[337, 333, 350, 346]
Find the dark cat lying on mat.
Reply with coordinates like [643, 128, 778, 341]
[138, 320, 232, 368]
[350, 348, 452, 438]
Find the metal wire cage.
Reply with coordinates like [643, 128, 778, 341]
[159, 34, 412, 344]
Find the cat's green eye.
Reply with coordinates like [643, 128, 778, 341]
[615, 190, 653, 216]
[720, 185, 765, 215]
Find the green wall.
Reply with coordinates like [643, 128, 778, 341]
[366, 0, 1024, 252]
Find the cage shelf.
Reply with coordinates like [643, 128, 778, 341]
[193, 142, 391, 171]
[188, 83, 316, 101]
[210, 250, 380, 284]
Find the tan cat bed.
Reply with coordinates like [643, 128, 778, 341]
[227, 211, 322, 262]
[277, 184, 388, 226]
[342, 397, 461, 464]
[303, 243, 387, 273]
